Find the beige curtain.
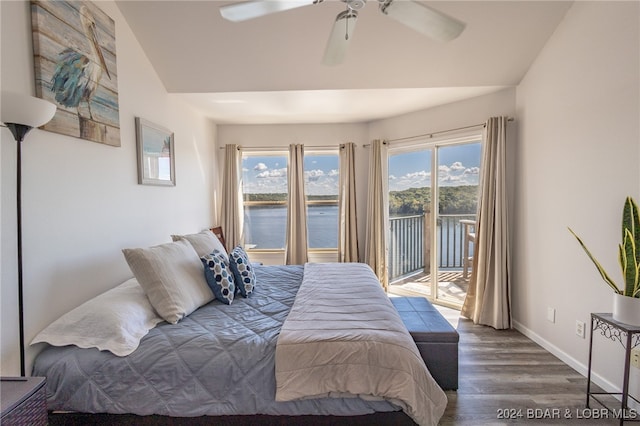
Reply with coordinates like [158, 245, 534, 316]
[338, 142, 359, 263]
[364, 139, 389, 290]
[220, 144, 243, 250]
[461, 116, 511, 329]
[285, 144, 309, 265]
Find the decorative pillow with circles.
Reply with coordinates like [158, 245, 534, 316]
[201, 250, 235, 305]
[229, 246, 256, 297]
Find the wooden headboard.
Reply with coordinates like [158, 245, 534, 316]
[209, 226, 226, 251]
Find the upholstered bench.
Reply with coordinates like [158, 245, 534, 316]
[390, 297, 459, 390]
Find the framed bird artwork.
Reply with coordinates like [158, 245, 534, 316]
[31, 0, 120, 146]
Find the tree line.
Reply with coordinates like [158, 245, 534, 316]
[244, 193, 336, 202]
[244, 185, 478, 215]
[389, 185, 478, 216]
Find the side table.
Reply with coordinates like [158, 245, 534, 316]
[587, 313, 640, 425]
[0, 376, 47, 426]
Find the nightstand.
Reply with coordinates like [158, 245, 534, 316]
[0, 377, 47, 426]
[587, 314, 640, 425]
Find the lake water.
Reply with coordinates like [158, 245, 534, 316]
[244, 205, 338, 249]
[244, 206, 473, 272]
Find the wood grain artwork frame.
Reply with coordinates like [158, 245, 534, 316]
[135, 117, 175, 186]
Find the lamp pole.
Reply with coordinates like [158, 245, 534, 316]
[6, 123, 33, 377]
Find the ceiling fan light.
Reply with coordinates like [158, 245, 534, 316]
[380, 0, 465, 42]
[322, 9, 358, 66]
[346, 0, 366, 10]
[220, 0, 321, 22]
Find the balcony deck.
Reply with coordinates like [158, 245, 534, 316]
[388, 269, 469, 306]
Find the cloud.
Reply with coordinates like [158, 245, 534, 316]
[246, 178, 288, 194]
[389, 160, 483, 191]
[440, 175, 463, 183]
[450, 161, 466, 171]
[303, 169, 339, 196]
[242, 155, 340, 196]
[254, 163, 268, 171]
[305, 169, 325, 180]
[256, 168, 287, 178]
[306, 181, 338, 196]
[389, 170, 432, 192]
[406, 171, 430, 179]
[437, 163, 481, 186]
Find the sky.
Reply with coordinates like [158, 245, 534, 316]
[241, 142, 481, 195]
[242, 154, 338, 196]
[388, 143, 481, 192]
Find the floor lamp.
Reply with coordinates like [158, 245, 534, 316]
[1, 91, 56, 376]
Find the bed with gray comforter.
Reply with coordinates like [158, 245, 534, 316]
[33, 264, 445, 424]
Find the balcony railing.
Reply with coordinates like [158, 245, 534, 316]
[388, 213, 476, 282]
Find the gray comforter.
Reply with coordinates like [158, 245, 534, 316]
[33, 265, 399, 417]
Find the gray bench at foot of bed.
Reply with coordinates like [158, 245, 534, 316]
[390, 297, 459, 390]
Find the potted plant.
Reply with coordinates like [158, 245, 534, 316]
[568, 196, 640, 326]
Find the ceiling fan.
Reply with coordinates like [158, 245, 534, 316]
[219, 0, 466, 66]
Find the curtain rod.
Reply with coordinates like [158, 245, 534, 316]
[218, 144, 353, 151]
[364, 117, 515, 147]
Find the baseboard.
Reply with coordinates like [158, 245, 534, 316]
[512, 319, 620, 397]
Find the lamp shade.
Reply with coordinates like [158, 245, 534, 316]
[1, 91, 56, 128]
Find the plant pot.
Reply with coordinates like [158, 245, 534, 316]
[612, 293, 640, 326]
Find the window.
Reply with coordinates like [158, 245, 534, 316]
[242, 153, 288, 250]
[304, 153, 339, 249]
[241, 150, 339, 251]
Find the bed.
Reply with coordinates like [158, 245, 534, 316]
[31, 232, 447, 425]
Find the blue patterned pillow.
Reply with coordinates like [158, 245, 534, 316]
[201, 250, 235, 305]
[229, 246, 256, 297]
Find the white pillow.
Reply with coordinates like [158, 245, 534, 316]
[171, 230, 228, 259]
[31, 278, 163, 356]
[122, 239, 214, 324]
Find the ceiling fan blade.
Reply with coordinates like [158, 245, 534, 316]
[379, 0, 465, 42]
[220, 0, 320, 22]
[322, 10, 358, 66]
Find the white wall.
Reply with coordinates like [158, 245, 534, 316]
[367, 87, 516, 142]
[514, 1, 639, 393]
[0, 0, 218, 375]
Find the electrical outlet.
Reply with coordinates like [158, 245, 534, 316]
[576, 320, 585, 338]
[547, 307, 556, 323]
[632, 349, 640, 369]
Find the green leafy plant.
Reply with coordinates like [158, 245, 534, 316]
[568, 196, 640, 298]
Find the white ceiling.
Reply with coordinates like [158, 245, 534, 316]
[116, 0, 573, 124]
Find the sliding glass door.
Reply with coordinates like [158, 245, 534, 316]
[387, 135, 482, 309]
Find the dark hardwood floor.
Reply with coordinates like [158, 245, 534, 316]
[440, 317, 620, 425]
